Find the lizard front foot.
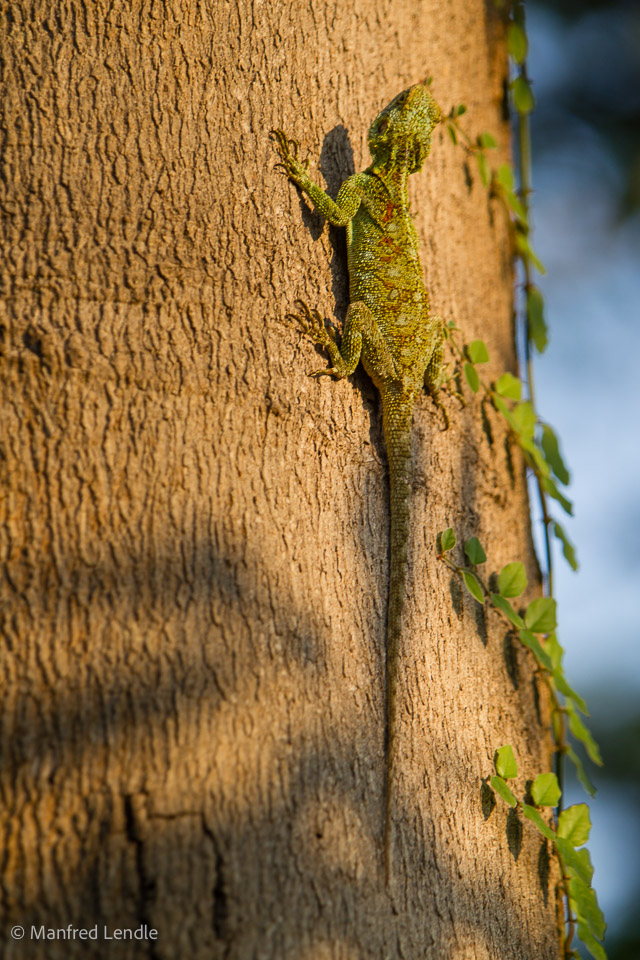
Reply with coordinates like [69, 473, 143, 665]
[270, 130, 311, 187]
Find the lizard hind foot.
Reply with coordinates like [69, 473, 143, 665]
[286, 299, 335, 349]
[269, 129, 297, 156]
[432, 397, 450, 431]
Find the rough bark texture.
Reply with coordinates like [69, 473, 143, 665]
[1, 1, 560, 958]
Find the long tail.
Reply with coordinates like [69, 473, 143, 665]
[381, 387, 415, 887]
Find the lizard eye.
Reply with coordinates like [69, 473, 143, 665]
[378, 117, 389, 134]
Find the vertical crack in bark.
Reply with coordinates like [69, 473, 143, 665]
[213, 850, 229, 947]
[203, 815, 231, 956]
[123, 794, 160, 960]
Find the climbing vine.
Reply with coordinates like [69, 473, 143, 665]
[437, 3, 607, 958]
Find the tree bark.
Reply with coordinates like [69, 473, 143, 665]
[0, 1, 560, 958]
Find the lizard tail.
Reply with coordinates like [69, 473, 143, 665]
[381, 387, 415, 887]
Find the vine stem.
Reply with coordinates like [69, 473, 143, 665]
[514, 16, 575, 956]
[515, 67, 554, 600]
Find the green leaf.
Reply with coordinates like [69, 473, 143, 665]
[476, 150, 490, 187]
[507, 22, 528, 63]
[515, 231, 546, 274]
[553, 666, 588, 715]
[491, 775, 518, 807]
[491, 593, 525, 629]
[498, 561, 527, 597]
[519, 630, 553, 671]
[464, 362, 480, 393]
[495, 744, 518, 779]
[577, 923, 607, 960]
[492, 393, 516, 430]
[558, 804, 591, 847]
[439, 527, 457, 552]
[467, 339, 489, 363]
[566, 746, 597, 798]
[478, 131, 497, 149]
[518, 435, 550, 480]
[447, 124, 458, 145]
[524, 597, 557, 634]
[511, 401, 536, 439]
[571, 876, 607, 939]
[556, 837, 593, 884]
[464, 537, 487, 565]
[522, 803, 556, 841]
[529, 445, 555, 479]
[496, 163, 514, 191]
[541, 424, 570, 485]
[573, 847, 595, 884]
[504, 189, 527, 223]
[566, 702, 603, 766]
[531, 772, 561, 807]
[462, 571, 485, 604]
[495, 372, 522, 400]
[511, 75, 535, 115]
[527, 286, 548, 352]
[554, 521, 578, 571]
[545, 632, 563, 671]
[542, 475, 574, 516]
[456, 104, 467, 116]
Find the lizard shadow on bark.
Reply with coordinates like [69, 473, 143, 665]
[293, 122, 386, 464]
[294, 122, 354, 311]
[318, 124, 354, 354]
[320, 124, 355, 313]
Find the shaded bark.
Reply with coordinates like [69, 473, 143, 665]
[0, 1, 560, 958]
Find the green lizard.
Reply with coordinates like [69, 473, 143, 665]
[271, 83, 445, 886]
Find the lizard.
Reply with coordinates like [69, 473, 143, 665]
[271, 82, 445, 886]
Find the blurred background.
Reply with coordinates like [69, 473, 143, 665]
[525, 0, 640, 956]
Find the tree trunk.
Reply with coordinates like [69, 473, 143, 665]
[0, 1, 560, 958]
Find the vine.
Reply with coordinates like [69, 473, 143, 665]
[436, 3, 607, 958]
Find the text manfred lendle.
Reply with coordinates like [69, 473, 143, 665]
[32, 925, 158, 941]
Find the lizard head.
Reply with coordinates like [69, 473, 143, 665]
[368, 83, 442, 173]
